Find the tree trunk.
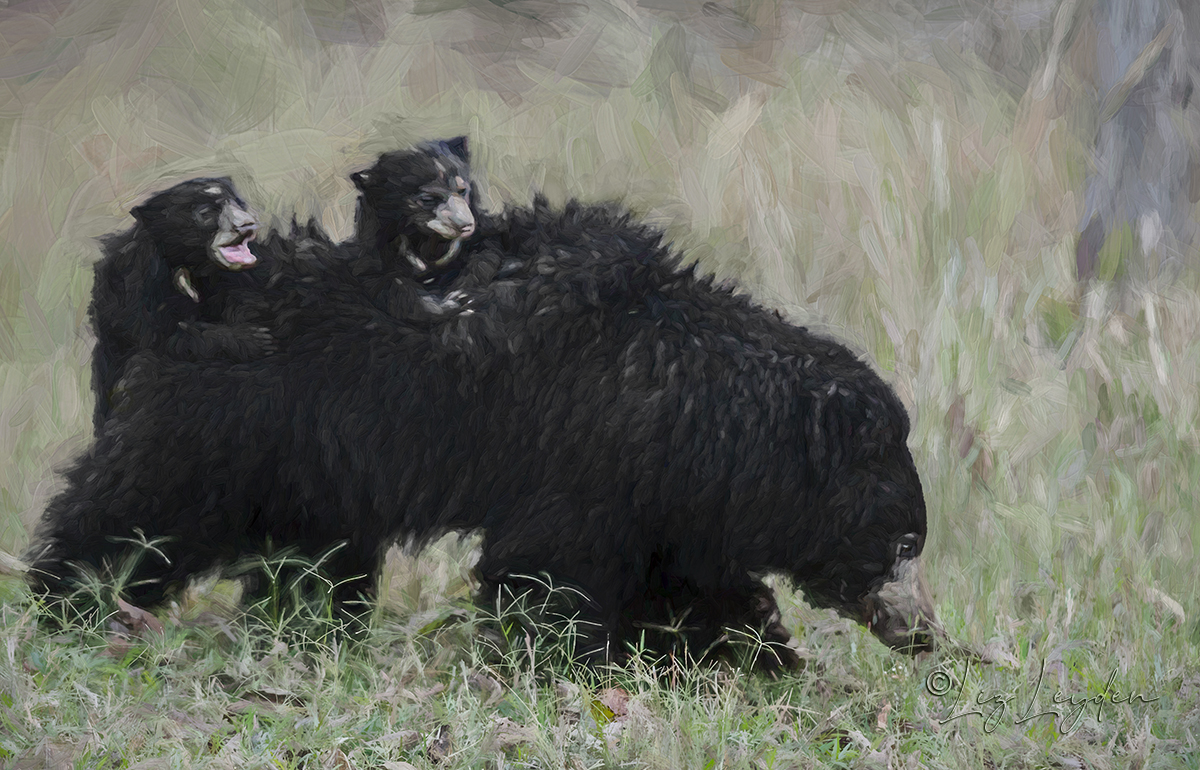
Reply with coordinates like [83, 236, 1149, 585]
[1075, 0, 1199, 292]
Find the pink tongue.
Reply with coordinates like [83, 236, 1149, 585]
[219, 243, 256, 266]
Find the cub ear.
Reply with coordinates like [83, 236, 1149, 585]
[350, 170, 371, 191]
[444, 136, 469, 162]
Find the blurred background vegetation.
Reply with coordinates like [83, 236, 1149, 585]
[1, 0, 1199, 765]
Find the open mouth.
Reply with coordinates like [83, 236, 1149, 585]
[213, 225, 259, 269]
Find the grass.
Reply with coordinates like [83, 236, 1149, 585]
[2, 0, 1199, 767]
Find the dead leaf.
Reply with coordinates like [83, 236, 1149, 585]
[400, 683, 446, 702]
[467, 671, 504, 707]
[114, 598, 165, 636]
[326, 747, 352, 770]
[16, 740, 77, 769]
[382, 762, 419, 770]
[595, 691, 654, 751]
[1142, 584, 1186, 626]
[555, 680, 580, 700]
[160, 709, 218, 741]
[225, 699, 256, 715]
[102, 634, 135, 659]
[593, 687, 629, 723]
[487, 717, 537, 752]
[556, 680, 582, 725]
[602, 720, 625, 752]
[976, 641, 1021, 668]
[374, 730, 421, 750]
[427, 724, 452, 764]
[252, 687, 303, 706]
[875, 700, 891, 731]
[860, 745, 892, 770]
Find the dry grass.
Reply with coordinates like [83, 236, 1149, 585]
[1, 0, 1198, 767]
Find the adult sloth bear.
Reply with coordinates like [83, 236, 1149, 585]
[88, 178, 270, 434]
[26, 197, 937, 669]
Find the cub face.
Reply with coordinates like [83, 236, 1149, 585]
[351, 137, 478, 272]
[132, 178, 259, 271]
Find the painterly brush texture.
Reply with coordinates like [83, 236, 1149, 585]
[87, 178, 269, 433]
[344, 138, 502, 317]
[26, 197, 933, 672]
[2, 0, 1199, 768]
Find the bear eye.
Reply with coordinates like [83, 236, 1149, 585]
[896, 534, 919, 559]
[194, 204, 217, 221]
[417, 193, 438, 208]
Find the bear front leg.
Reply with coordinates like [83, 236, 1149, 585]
[172, 321, 278, 361]
[681, 574, 804, 673]
[473, 493, 633, 665]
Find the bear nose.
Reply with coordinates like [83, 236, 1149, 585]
[229, 204, 258, 232]
[446, 196, 474, 234]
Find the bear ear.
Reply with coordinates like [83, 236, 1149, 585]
[444, 136, 469, 162]
[350, 170, 371, 191]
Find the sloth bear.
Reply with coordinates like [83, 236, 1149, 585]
[88, 178, 271, 434]
[28, 196, 937, 670]
[345, 137, 501, 319]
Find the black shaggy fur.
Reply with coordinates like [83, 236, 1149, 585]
[89, 178, 270, 434]
[29, 197, 934, 669]
[346, 137, 501, 319]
